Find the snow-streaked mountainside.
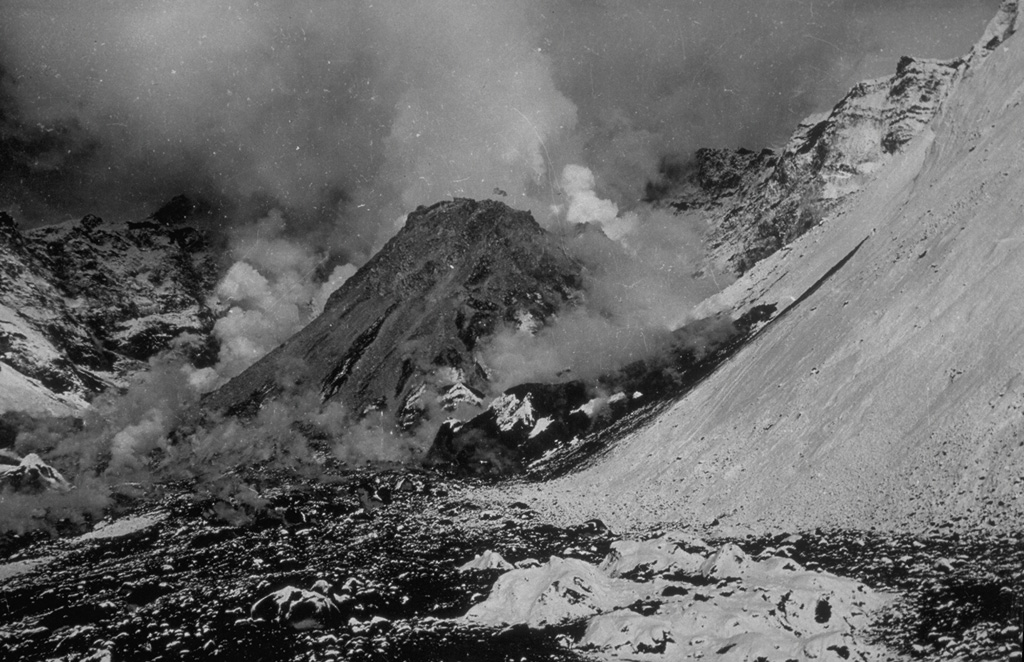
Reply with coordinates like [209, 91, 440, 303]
[513, 4, 1024, 534]
[0, 210, 218, 416]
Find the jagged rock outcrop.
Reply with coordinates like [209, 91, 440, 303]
[428, 381, 593, 475]
[655, 51, 971, 275]
[0, 209, 219, 415]
[204, 198, 584, 434]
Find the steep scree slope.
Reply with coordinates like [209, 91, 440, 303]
[515, 5, 1024, 534]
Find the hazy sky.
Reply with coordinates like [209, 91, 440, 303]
[0, 0, 1000, 253]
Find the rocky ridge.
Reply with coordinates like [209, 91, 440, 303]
[0, 210, 219, 417]
[655, 2, 1019, 277]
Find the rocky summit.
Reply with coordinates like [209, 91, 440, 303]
[203, 198, 584, 434]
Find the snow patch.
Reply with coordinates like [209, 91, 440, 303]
[111, 307, 205, 341]
[491, 392, 535, 432]
[459, 550, 514, 572]
[515, 309, 540, 334]
[464, 555, 645, 628]
[0, 556, 55, 581]
[440, 382, 484, 410]
[571, 397, 604, 418]
[465, 536, 887, 660]
[72, 511, 167, 544]
[0, 453, 71, 492]
[528, 417, 553, 439]
[0, 361, 85, 416]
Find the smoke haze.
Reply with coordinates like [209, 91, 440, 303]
[0, 0, 997, 244]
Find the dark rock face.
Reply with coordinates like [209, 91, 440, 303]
[0, 212, 219, 411]
[428, 381, 593, 475]
[204, 198, 584, 433]
[651, 56, 966, 275]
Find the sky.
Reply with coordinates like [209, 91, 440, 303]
[0, 0, 999, 252]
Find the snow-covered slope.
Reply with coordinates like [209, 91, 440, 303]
[515, 4, 1024, 534]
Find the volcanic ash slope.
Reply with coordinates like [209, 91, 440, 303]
[515, 9, 1024, 534]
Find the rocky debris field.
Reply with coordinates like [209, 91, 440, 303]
[0, 471, 1020, 662]
[741, 528, 1024, 661]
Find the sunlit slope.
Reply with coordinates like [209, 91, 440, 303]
[538, 27, 1024, 533]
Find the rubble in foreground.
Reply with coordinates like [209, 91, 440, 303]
[0, 470, 1020, 661]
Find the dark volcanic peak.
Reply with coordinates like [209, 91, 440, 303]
[204, 198, 585, 436]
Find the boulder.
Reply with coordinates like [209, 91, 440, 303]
[250, 586, 340, 630]
[458, 550, 514, 572]
[464, 555, 645, 628]
[0, 453, 70, 492]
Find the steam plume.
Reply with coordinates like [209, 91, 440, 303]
[190, 209, 355, 392]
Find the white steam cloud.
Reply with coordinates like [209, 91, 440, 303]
[558, 164, 638, 241]
[482, 188, 725, 392]
[189, 209, 354, 391]
[0, 0, 1001, 423]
